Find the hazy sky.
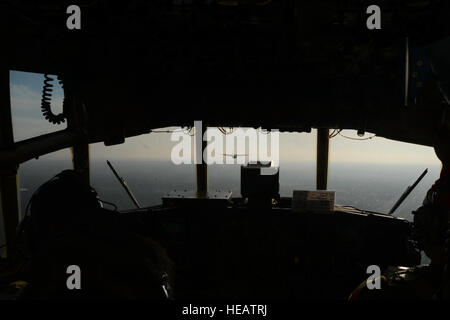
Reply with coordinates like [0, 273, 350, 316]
[10, 70, 441, 166]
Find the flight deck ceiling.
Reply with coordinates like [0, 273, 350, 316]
[1, 0, 450, 151]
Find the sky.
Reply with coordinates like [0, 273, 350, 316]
[9, 70, 442, 167]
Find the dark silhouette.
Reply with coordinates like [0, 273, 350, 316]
[349, 129, 450, 300]
[21, 170, 174, 299]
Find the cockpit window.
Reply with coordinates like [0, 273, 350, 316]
[10, 71, 67, 143]
[328, 130, 441, 221]
[89, 130, 196, 210]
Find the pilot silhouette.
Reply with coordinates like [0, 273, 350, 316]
[349, 127, 450, 300]
[19, 170, 174, 300]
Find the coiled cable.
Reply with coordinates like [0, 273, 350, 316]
[41, 74, 66, 125]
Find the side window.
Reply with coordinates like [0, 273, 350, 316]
[10, 71, 66, 143]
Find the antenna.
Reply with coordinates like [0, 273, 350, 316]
[389, 168, 428, 215]
[106, 160, 141, 209]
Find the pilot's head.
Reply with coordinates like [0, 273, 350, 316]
[27, 170, 101, 251]
[434, 127, 450, 165]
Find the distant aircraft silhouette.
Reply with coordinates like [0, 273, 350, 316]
[222, 153, 247, 159]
